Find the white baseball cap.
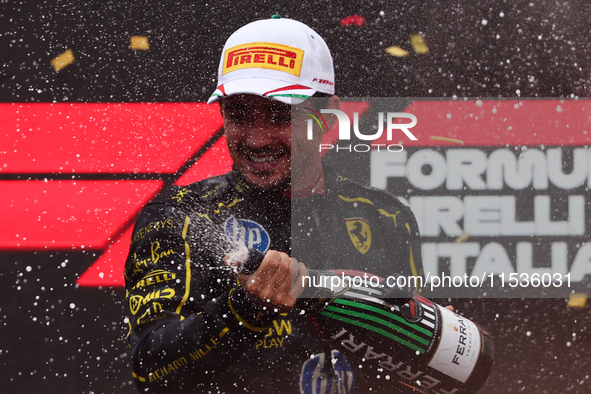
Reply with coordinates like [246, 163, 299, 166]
[207, 16, 335, 105]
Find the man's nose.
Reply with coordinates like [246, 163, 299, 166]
[245, 123, 276, 148]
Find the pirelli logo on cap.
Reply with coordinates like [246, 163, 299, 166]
[222, 42, 304, 76]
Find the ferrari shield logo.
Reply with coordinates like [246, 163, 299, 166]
[345, 218, 372, 254]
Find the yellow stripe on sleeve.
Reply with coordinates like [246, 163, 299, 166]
[176, 215, 192, 317]
[132, 371, 147, 382]
[405, 222, 419, 282]
[227, 288, 268, 332]
[338, 195, 374, 205]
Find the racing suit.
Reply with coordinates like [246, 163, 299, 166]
[124, 166, 423, 393]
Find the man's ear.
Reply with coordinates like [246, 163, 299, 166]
[324, 95, 341, 132]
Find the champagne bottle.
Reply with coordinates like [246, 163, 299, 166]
[242, 248, 494, 394]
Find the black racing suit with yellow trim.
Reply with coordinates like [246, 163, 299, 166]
[124, 166, 423, 393]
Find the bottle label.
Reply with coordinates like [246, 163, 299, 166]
[427, 306, 481, 383]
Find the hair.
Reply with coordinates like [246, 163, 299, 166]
[309, 92, 333, 110]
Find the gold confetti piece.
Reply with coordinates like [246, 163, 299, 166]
[454, 233, 471, 243]
[51, 49, 75, 72]
[385, 46, 409, 57]
[430, 136, 464, 144]
[410, 33, 429, 54]
[567, 293, 587, 308]
[130, 36, 150, 50]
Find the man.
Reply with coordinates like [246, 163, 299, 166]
[124, 16, 422, 393]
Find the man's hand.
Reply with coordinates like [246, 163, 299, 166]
[226, 250, 309, 313]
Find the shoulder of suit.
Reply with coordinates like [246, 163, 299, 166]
[334, 176, 412, 213]
[146, 172, 237, 208]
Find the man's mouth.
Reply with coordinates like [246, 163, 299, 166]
[249, 153, 283, 163]
[243, 149, 288, 164]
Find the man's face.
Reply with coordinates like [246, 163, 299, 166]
[222, 94, 326, 192]
[221, 94, 294, 190]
